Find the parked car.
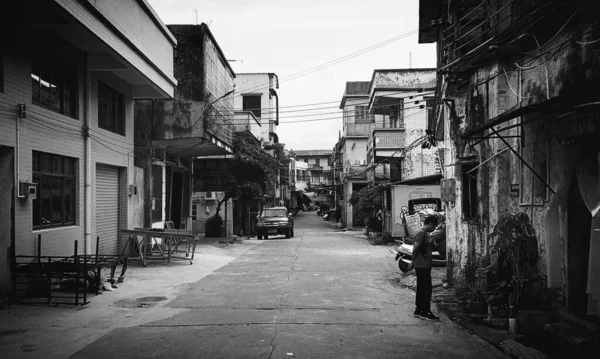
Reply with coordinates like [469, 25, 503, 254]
[256, 207, 294, 239]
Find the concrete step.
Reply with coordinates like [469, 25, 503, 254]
[543, 322, 598, 348]
[499, 338, 547, 359]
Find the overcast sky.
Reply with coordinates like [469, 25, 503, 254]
[147, 0, 437, 152]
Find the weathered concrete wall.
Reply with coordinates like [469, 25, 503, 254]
[442, 24, 600, 296]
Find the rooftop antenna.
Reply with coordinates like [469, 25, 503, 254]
[409, 52, 412, 69]
[195, 9, 198, 25]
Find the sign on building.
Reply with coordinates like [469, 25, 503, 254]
[193, 159, 233, 192]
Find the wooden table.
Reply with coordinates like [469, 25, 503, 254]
[120, 229, 202, 267]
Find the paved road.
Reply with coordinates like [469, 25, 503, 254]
[71, 212, 506, 359]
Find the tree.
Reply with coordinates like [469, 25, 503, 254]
[349, 185, 384, 230]
[212, 135, 291, 221]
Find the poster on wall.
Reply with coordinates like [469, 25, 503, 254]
[405, 213, 422, 237]
[391, 185, 441, 237]
[193, 159, 233, 192]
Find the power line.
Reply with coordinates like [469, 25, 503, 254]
[236, 89, 435, 114]
[209, 104, 430, 124]
[233, 25, 426, 97]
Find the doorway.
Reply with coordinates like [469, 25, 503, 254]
[567, 177, 591, 316]
[171, 171, 183, 229]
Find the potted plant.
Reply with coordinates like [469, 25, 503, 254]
[205, 214, 224, 237]
[489, 213, 549, 333]
[485, 281, 511, 328]
[464, 257, 488, 320]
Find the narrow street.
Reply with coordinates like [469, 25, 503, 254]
[70, 212, 506, 359]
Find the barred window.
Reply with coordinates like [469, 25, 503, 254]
[32, 151, 77, 229]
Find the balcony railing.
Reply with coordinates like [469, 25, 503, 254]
[345, 123, 374, 137]
[371, 128, 406, 149]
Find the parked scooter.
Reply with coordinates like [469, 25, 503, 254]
[323, 208, 335, 221]
[391, 209, 446, 273]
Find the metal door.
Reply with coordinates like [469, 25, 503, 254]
[96, 165, 120, 254]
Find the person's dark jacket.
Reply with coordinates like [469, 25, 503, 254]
[411, 229, 432, 268]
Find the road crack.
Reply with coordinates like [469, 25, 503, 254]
[268, 234, 303, 358]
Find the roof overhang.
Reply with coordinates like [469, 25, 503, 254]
[396, 173, 442, 185]
[152, 137, 231, 158]
[369, 90, 408, 115]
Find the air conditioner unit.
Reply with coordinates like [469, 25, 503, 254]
[204, 192, 217, 201]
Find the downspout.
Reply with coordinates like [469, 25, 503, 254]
[84, 54, 92, 255]
[274, 90, 279, 126]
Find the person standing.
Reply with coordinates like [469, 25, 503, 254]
[409, 216, 440, 320]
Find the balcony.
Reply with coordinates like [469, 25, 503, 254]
[373, 128, 405, 148]
[234, 111, 261, 139]
[345, 123, 374, 137]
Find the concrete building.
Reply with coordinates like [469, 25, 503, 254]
[365, 69, 441, 236]
[294, 150, 333, 186]
[420, 0, 600, 324]
[234, 73, 279, 145]
[134, 23, 235, 235]
[333, 82, 386, 229]
[0, 0, 176, 295]
[367, 69, 439, 183]
[293, 160, 309, 193]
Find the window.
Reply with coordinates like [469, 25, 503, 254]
[31, 56, 77, 118]
[520, 123, 549, 205]
[98, 81, 125, 135]
[389, 101, 405, 128]
[354, 106, 374, 123]
[461, 164, 478, 220]
[315, 158, 320, 166]
[243, 95, 261, 118]
[192, 204, 197, 221]
[32, 151, 76, 229]
[304, 159, 308, 163]
[327, 157, 331, 166]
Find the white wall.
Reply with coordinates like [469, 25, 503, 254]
[234, 74, 276, 143]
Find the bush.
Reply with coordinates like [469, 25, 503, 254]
[205, 214, 224, 237]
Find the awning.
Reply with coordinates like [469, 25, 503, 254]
[460, 97, 562, 139]
[394, 173, 442, 185]
[152, 137, 231, 158]
[369, 90, 407, 115]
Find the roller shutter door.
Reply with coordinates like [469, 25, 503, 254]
[96, 165, 120, 255]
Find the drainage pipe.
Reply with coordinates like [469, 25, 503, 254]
[84, 54, 92, 255]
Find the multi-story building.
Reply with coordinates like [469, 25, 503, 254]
[0, 0, 176, 294]
[367, 69, 439, 183]
[333, 82, 386, 229]
[294, 150, 333, 186]
[419, 0, 600, 325]
[234, 72, 282, 206]
[366, 69, 441, 236]
[234, 73, 279, 145]
[134, 23, 235, 235]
